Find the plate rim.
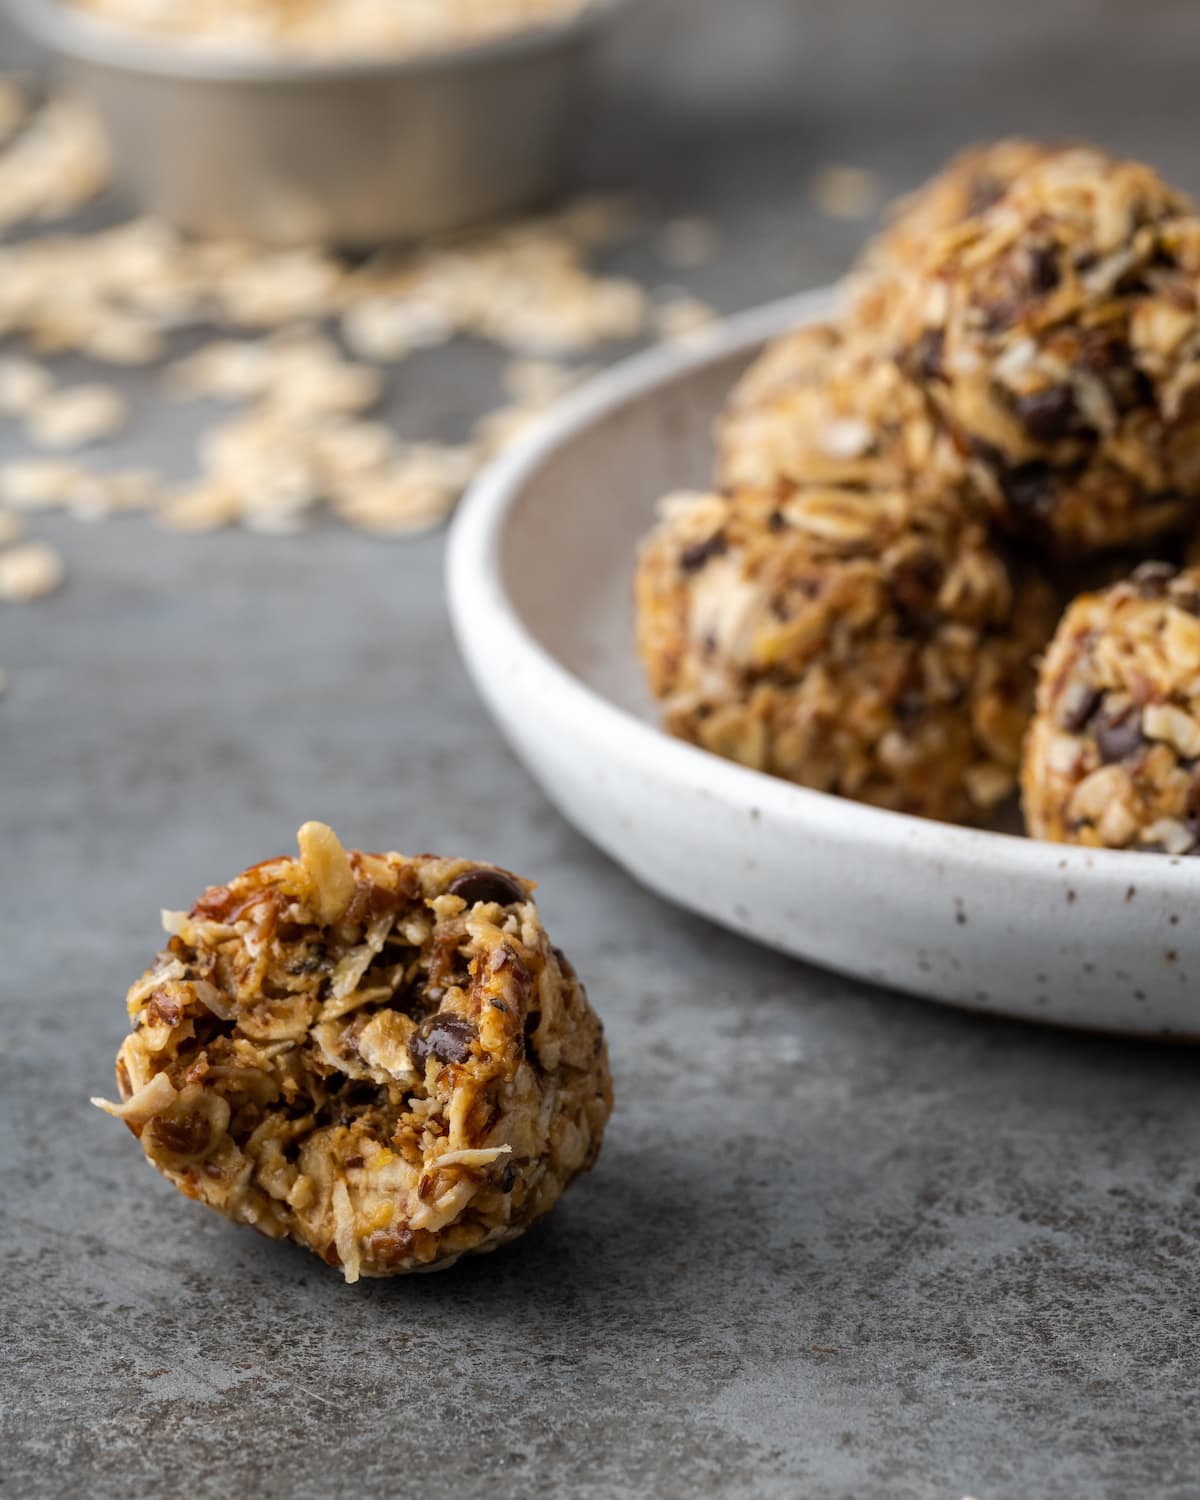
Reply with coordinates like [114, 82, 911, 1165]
[447, 286, 1200, 899]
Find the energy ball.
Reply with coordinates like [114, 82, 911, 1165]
[94, 822, 612, 1281]
[877, 147, 1200, 552]
[718, 320, 964, 498]
[1023, 563, 1200, 853]
[635, 483, 1057, 823]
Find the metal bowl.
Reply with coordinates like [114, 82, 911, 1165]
[2, 0, 628, 245]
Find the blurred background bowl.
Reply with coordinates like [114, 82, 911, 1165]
[1, 0, 629, 246]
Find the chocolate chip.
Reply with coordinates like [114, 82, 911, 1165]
[908, 328, 945, 382]
[1000, 460, 1058, 518]
[447, 867, 525, 907]
[500, 1160, 519, 1193]
[964, 432, 1001, 467]
[680, 531, 727, 573]
[1013, 386, 1079, 444]
[1170, 577, 1200, 616]
[552, 944, 575, 978]
[889, 550, 943, 622]
[1095, 707, 1145, 764]
[1056, 680, 1101, 733]
[408, 1012, 477, 1071]
[1027, 244, 1061, 295]
[895, 690, 926, 728]
[1131, 560, 1177, 597]
[524, 1010, 542, 1053]
[966, 173, 1005, 216]
[983, 295, 1021, 332]
[288, 947, 330, 976]
[767, 510, 788, 534]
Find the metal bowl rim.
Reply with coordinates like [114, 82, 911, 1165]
[1, 0, 630, 81]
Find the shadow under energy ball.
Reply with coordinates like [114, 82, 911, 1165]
[95, 823, 612, 1281]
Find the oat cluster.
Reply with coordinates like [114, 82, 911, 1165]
[94, 822, 612, 1280]
[0, 87, 714, 531]
[0, 123, 651, 537]
[0, 81, 716, 681]
[70, 0, 596, 57]
[638, 141, 1200, 840]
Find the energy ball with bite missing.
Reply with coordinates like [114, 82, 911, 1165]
[878, 147, 1200, 552]
[1024, 563, 1200, 853]
[636, 480, 1057, 824]
[95, 822, 611, 1281]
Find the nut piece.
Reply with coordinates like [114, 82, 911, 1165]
[93, 824, 612, 1281]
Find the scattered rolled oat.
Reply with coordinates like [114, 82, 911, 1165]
[657, 217, 720, 269]
[0, 96, 110, 229]
[25, 384, 129, 450]
[810, 163, 884, 222]
[0, 86, 717, 544]
[0, 356, 52, 416]
[501, 358, 589, 406]
[155, 481, 240, 534]
[655, 294, 719, 344]
[0, 459, 89, 511]
[472, 403, 550, 460]
[332, 443, 480, 535]
[0, 78, 28, 147]
[168, 339, 292, 402]
[343, 205, 649, 358]
[68, 469, 164, 521]
[214, 248, 344, 328]
[0, 540, 65, 602]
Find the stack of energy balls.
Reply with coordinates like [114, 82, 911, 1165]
[636, 142, 1200, 855]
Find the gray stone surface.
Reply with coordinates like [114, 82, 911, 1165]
[3, 4, 1200, 1497]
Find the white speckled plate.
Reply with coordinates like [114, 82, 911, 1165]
[447, 289, 1200, 1036]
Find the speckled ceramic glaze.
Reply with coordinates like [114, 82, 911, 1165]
[447, 289, 1200, 1036]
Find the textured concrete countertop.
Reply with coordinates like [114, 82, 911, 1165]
[3, 4, 1200, 1496]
